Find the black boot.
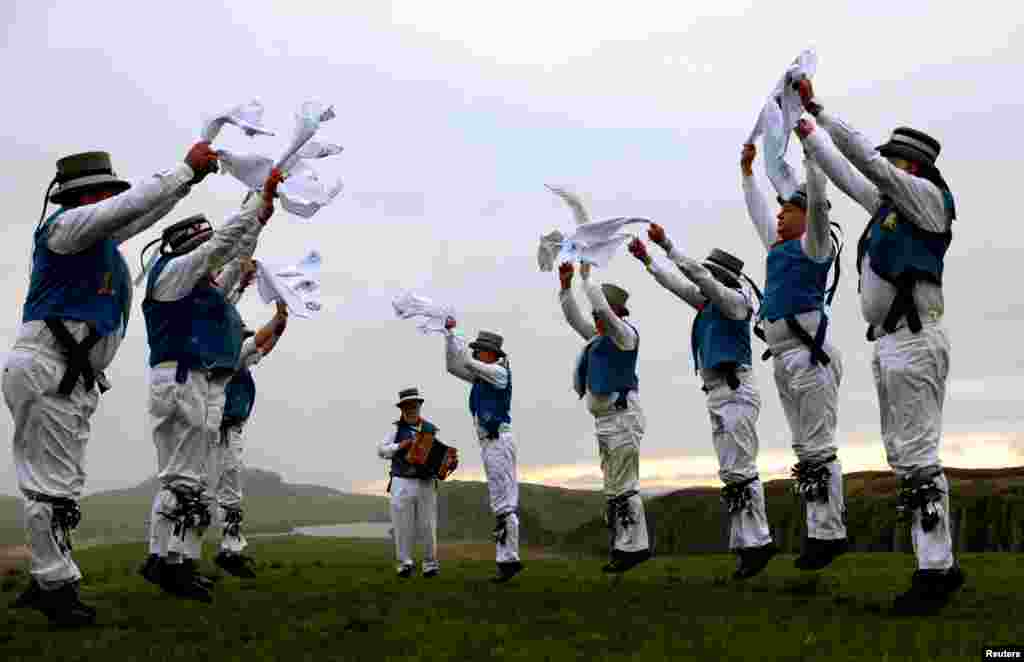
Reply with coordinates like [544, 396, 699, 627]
[733, 542, 777, 580]
[11, 578, 43, 609]
[214, 551, 256, 579]
[794, 538, 849, 571]
[602, 548, 652, 574]
[36, 581, 96, 628]
[184, 558, 220, 586]
[158, 562, 213, 603]
[491, 561, 524, 584]
[892, 565, 966, 616]
[139, 554, 164, 587]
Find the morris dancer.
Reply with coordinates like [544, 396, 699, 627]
[441, 318, 523, 583]
[628, 228, 775, 579]
[6, 144, 218, 626]
[377, 388, 442, 579]
[741, 142, 848, 570]
[139, 169, 281, 603]
[211, 298, 289, 578]
[557, 261, 650, 573]
[796, 80, 963, 614]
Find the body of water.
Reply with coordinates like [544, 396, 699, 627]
[292, 522, 393, 539]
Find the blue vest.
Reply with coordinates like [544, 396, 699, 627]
[857, 194, 953, 289]
[142, 254, 243, 371]
[469, 367, 512, 439]
[575, 322, 640, 397]
[760, 240, 832, 323]
[222, 368, 256, 428]
[389, 420, 439, 479]
[23, 210, 133, 337]
[690, 302, 752, 373]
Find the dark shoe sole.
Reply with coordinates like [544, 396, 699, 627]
[733, 544, 778, 580]
[794, 539, 849, 571]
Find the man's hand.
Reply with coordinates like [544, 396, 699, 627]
[444, 317, 456, 331]
[647, 223, 670, 250]
[579, 262, 591, 280]
[795, 118, 815, 139]
[259, 168, 285, 223]
[628, 237, 650, 264]
[558, 262, 574, 290]
[238, 257, 257, 291]
[184, 141, 219, 185]
[741, 144, 756, 177]
[796, 79, 821, 116]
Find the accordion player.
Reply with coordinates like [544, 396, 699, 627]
[406, 421, 459, 480]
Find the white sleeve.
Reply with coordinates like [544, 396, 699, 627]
[816, 111, 949, 232]
[582, 277, 637, 351]
[150, 197, 265, 302]
[215, 221, 261, 296]
[559, 287, 597, 341]
[378, 431, 401, 459]
[445, 331, 508, 388]
[47, 164, 194, 254]
[646, 259, 705, 310]
[667, 247, 752, 321]
[742, 174, 777, 250]
[801, 158, 835, 262]
[237, 338, 262, 371]
[802, 123, 882, 216]
[444, 332, 475, 383]
[111, 186, 191, 246]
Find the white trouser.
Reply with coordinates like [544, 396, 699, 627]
[480, 429, 520, 563]
[704, 374, 772, 550]
[772, 343, 847, 541]
[873, 322, 953, 570]
[147, 365, 228, 562]
[594, 402, 649, 554]
[3, 349, 98, 589]
[212, 423, 247, 554]
[389, 476, 439, 572]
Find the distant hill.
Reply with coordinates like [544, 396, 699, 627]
[0, 469, 390, 547]
[0, 471, 606, 548]
[563, 467, 1024, 556]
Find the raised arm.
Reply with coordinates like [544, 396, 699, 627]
[151, 170, 281, 302]
[110, 185, 190, 246]
[646, 224, 751, 321]
[581, 264, 637, 351]
[741, 144, 776, 250]
[628, 238, 705, 310]
[813, 111, 947, 232]
[801, 152, 833, 262]
[48, 143, 219, 254]
[799, 119, 881, 217]
[444, 325, 510, 388]
[558, 262, 597, 341]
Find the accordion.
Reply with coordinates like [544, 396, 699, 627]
[406, 427, 459, 480]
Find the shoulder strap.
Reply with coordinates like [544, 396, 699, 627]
[825, 222, 844, 308]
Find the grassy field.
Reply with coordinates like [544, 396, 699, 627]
[2, 538, 1020, 661]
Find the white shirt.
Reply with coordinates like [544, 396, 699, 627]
[560, 272, 640, 416]
[803, 111, 950, 333]
[148, 195, 265, 303]
[742, 153, 835, 353]
[11, 163, 194, 375]
[644, 243, 755, 382]
[444, 330, 511, 441]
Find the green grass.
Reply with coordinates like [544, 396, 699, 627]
[2, 538, 1020, 661]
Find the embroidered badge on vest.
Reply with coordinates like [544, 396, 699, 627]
[881, 212, 898, 232]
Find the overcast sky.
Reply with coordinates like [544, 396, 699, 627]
[2, 1, 1022, 497]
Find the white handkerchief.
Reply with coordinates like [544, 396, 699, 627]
[275, 101, 336, 171]
[392, 291, 456, 336]
[540, 185, 649, 270]
[255, 251, 323, 319]
[278, 160, 344, 219]
[200, 100, 275, 143]
[746, 48, 817, 201]
[218, 150, 274, 191]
